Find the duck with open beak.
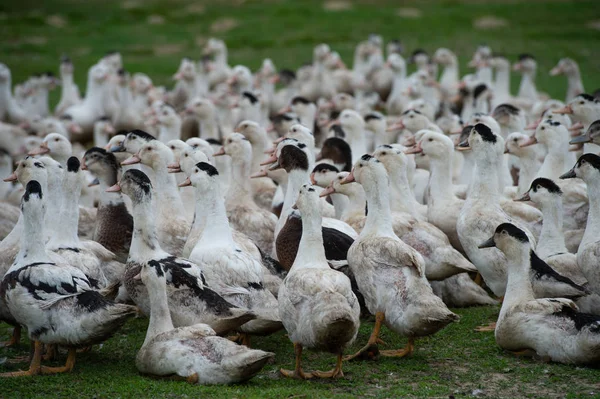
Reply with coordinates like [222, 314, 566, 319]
[28, 141, 50, 156]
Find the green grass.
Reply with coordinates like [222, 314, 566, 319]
[2, 0, 600, 397]
[1, 306, 599, 399]
[1, 0, 599, 106]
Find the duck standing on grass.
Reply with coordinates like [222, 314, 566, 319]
[278, 184, 360, 379]
[342, 155, 458, 361]
[0, 181, 137, 377]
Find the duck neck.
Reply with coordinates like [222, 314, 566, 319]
[428, 153, 456, 200]
[537, 199, 567, 257]
[387, 166, 418, 216]
[196, 183, 235, 246]
[98, 168, 124, 207]
[361, 173, 396, 238]
[329, 192, 348, 220]
[582, 178, 600, 248]
[0, 163, 12, 199]
[61, 73, 76, 97]
[226, 153, 253, 205]
[476, 67, 493, 86]
[345, 126, 366, 164]
[199, 115, 220, 140]
[152, 162, 185, 213]
[440, 61, 458, 90]
[341, 185, 367, 221]
[515, 154, 540, 195]
[47, 175, 81, 249]
[494, 66, 510, 99]
[278, 168, 308, 235]
[250, 135, 269, 174]
[158, 121, 182, 143]
[292, 207, 328, 270]
[142, 277, 175, 346]
[469, 151, 501, 201]
[503, 248, 535, 309]
[566, 70, 584, 102]
[15, 202, 49, 265]
[537, 141, 571, 180]
[130, 198, 164, 260]
[518, 71, 537, 100]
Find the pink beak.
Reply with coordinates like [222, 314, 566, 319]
[106, 183, 122, 192]
[549, 66, 562, 76]
[319, 185, 336, 197]
[260, 154, 278, 166]
[213, 147, 226, 156]
[386, 120, 405, 132]
[553, 105, 573, 115]
[340, 169, 355, 185]
[273, 136, 285, 144]
[515, 191, 531, 202]
[250, 170, 268, 179]
[178, 177, 191, 187]
[568, 122, 584, 132]
[69, 124, 83, 134]
[121, 155, 141, 165]
[525, 119, 541, 130]
[28, 142, 50, 156]
[3, 172, 17, 182]
[519, 135, 538, 147]
[404, 142, 423, 154]
[104, 124, 116, 134]
[266, 124, 275, 133]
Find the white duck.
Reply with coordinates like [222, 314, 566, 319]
[342, 154, 458, 360]
[278, 184, 360, 379]
[550, 58, 585, 103]
[186, 162, 282, 345]
[134, 258, 273, 384]
[216, 133, 277, 254]
[55, 56, 81, 116]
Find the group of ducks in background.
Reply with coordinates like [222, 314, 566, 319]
[0, 34, 599, 383]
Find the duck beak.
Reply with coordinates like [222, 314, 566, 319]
[515, 191, 531, 202]
[553, 105, 573, 115]
[404, 142, 423, 154]
[309, 173, 317, 185]
[478, 236, 496, 249]
[319, 185, 335, 197]
[549, 66, 562, 76]
[386, 120, 404, 132]
[503, 146, 510, 154]
[167, 162, 181, 173]
[81, 161, 88, 170]
[250, 170, 267, 179]
[291, 203, 298, 210]
[178, 177, 191, 187]
[568, 122, 584, 133]
[340, 169, 355, 185]
[106, 183, 121, 192]
[268, 160, 282, 171]
[121, 154, 141, 166]
[88, 178, 100, 187]
[519, 135, 538, 147]
[456, 141, 471, 151]
[133, 273, 141, 280]
[569, 134, 591, 145]
[213, 147, 226, 156]
[525, 119, 541, 130]
[3, 172, 17, 182]
[560, 168, 576, 179]
[260, 154, 278, 166]
[29, 142, 49, 156]
[110, 144, 125, 153]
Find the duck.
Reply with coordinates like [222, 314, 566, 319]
[0, 180, 137, 376]
[516, 178, 589, 289]
[316, 137, 353, 173]
[185, 162, 283, 345]
[134, 257, 273, 384]
[203, 38, 232, 89]
[110, 169, 255, 334]
[554, 94, 600, 153]
[487, 55, 512, 107]
[278, 184, 360, 379]
[310, 163, 349, 219]
[432, 48, 459, 103]
[429, 273, 498, 308]
[55, 56, 81, 116]
[504, 132, 542, 196]
[82, 147, 133, 263]
[112, 69, 143, 131]
[550, 58, 585, 103]
[385, 53, 408, 116]
[0, 63, 28, 124]
[561, 153, 600, 297]
[342, 154, 458, 360]
[183, 97, 221, 141]
[266, 141, 357, 270]
[92, 117, 116, 149]
[216, 132, 277, 254]
[154, 104, 182, 143]
[168, 58, 201, 111]
[233, 120, 277, 210]
[45, 157, 124, 288]
[512, 54, 539, 108]
[478, 223, 600, 365]
[570, 119, 600, 147]
[456, 124, 535, 298]
[122, 138, 190, 256]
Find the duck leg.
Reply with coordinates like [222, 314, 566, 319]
[343, 312, 384, 361]
[1, 326, 21, 348]
[0, 341, 43, 377]
[43, 344, 58, 361]
[280, 343, 314, 379]
[380, 337, 415, 358]
[312, 352, 344, 379]
[41, 348, 76, 374]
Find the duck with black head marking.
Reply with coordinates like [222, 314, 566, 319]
[478, 223, 600, 364]
[1, 180, 137, 377]
[109, 168, 255, 334]
[185, 162, 282, 346]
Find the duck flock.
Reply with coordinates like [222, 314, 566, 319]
[0, 35, 600, 382]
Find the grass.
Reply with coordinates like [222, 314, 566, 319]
[0, 0, 599, 105]
[1, 0, 600, 397]
[1, 305, 599, 399]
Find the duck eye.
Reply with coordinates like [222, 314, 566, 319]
[428, 138, 433, 142]
[184, 154, 188, 157]
[381, 151, 387, 155]
[580, 101, 584, 105]
[541, 127, 545, 130]
[536, 185, 541, 191]
[55, 138, 59, 142]
[513, 138, 518, 142]
[228, 139, 232, 143]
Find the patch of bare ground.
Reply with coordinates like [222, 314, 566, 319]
[323, 1, 353, 11]
[210, 18, 239, 33]
[473, 16, 508, 30]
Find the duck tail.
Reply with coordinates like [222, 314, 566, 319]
[222, 349, 275, 382]
[312, 291, 359, 347]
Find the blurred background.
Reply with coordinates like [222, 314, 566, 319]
[1, 0, 599, 105]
